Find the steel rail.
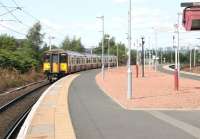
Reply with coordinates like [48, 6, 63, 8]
[0, 83, 49, 112]
[0, 83, 50, 139]
[0, 80, 46, 95]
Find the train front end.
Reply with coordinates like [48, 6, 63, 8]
[43, 50, 68, 81]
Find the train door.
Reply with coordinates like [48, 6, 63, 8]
[43, 53, 51, 72]
[52, 54, 59, 73]
[60, 53, 68, 74]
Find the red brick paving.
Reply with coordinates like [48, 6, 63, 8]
[96, 66, 200, 109]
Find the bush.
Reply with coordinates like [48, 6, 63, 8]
[0, 49, 39, 73]
[0, 68, 45, 92]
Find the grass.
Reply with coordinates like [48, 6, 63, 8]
[0, 68, 45, 92]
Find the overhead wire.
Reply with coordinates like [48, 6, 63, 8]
[1, 0, 65, 41]
[0, 1, 31, 29]
[0, 7, 19, 17]
[0, 23, 26, 36]
[11, 0, 65, 39]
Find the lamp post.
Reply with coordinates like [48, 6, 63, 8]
[105, 35, 110, 69]
[127, 0, 132, 99]
[97, 16, 105, 80]
[117, 43, 119, 68]
[141, 37, 145, 77]
[136, 39, 139, 65]
[172, 35, 175, 64]
[173, 12, 181, 91]
[152, 27, 158, 71]
[194, 47, 196, 67]
[190, 48, 192, 71]
[160, 48, 163, 65]
[48, 35, 55, 50]
[177, 13, 182, 74]
[148, 37, 151, 70]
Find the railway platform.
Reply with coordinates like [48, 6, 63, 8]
[96, 66, 200, 109]
[17, 74, 79, 139]
[16, 66, 200, 139]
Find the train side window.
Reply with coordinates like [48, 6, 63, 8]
[72, 58, 74, 65]
[77, 58, 80, 64]
[68, 57, 71, 65]
[75, 58, 77, 65]
[81, 58, 83, 64]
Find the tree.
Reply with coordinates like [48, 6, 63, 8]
[61, 36, 85, 52]
[94, 34, 130, 65]
[26, 22, 44, 52]
[61, 36, 71, 50]
[0, 34, 17, 51]
[0, 22, 45, 73]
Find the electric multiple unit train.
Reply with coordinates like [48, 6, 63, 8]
[43, 49, 117, 81]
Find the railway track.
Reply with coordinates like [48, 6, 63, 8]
[0, 81, 50, 139]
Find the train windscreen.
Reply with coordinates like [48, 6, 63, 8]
[60, 54, 67, 63]
[52, 54, 59, 63]
[44, 54, 50, 62]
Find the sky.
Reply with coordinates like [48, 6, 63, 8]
[1, 0, 200, 49]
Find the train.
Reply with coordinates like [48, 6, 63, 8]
[43, 49, 117, 81]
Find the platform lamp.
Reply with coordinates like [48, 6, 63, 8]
[127, 0, 132, 99]
[48, 35, 55, 50]
[96, 16, 105, 80]
[105, 35, 110, 70]
[141, 37, 145, 77]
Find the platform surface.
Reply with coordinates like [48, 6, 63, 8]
[17, 67, 200, 139]
[96, 66, 200, 109]
[17, 74, 79, 139]
[69, 69, 200, 139]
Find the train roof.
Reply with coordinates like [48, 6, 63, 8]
[45, 49, 117, 58]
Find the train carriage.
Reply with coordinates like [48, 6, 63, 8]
[43, 49, 117, 81]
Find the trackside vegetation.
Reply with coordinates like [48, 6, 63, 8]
[0, 22, 46, 91]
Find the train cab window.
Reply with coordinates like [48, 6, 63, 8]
[44, 54, 50, 62]
[60, 54, 67, 63]
[52, 54, 59, 63]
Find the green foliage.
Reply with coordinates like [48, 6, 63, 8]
[61, 36, 85, 52]
[26, 22, 45, 64]
[0, 22, 44, 73]
[0, 48, 38, 73]
[26, 22, 44, 52]
[94, 34, 136, 65]
[157, 50, 192, 64]
[0, 34, 17, 51]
